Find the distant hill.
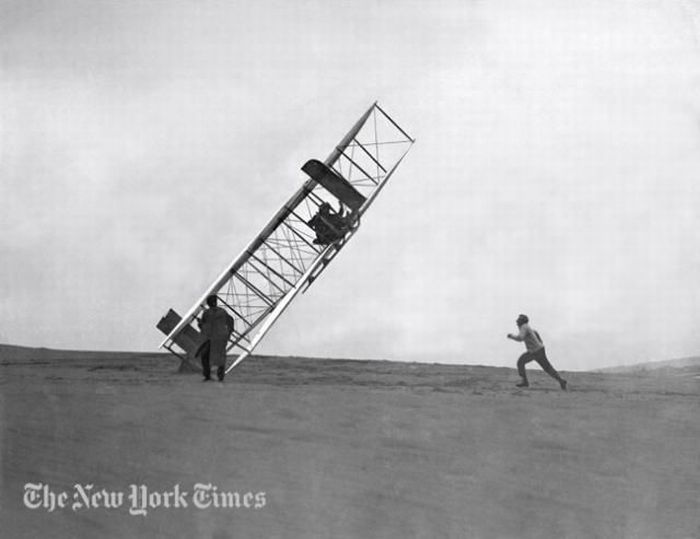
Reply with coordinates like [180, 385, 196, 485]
[3, 343, 698, 378]
[597, 356, 700, 375]
[0, 343, 165, 362]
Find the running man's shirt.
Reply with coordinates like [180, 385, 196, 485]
[512, 323, 544, 352]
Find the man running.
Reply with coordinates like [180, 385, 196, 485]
[507, 314, 567, 390]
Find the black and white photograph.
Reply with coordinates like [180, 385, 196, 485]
[1, 1, 699, 537]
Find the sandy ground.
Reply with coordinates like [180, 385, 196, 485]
[1, 345, 699, 539]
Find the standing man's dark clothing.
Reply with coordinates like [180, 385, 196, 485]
[197, 295, 234, 382]
[197, 340, 212, 380]
[507, 314, 567, 390]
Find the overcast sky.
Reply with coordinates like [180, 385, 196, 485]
[2, 0, 700, 370]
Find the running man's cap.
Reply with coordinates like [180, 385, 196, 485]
[516, 314, 529, 325]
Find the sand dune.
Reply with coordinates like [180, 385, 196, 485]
[597, 356, 700, 377]
[1, 345, 699, 538]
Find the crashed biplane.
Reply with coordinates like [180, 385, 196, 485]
[157, 102, 414, 373]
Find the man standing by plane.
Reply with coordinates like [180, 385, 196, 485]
[197, 295, 234, 382]
[507, 314, 567, 390]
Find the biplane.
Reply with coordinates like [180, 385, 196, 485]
[157, 102, 414, 374]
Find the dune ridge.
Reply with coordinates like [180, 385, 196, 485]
[1, 344, 698, 538]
